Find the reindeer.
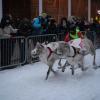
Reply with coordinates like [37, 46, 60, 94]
[31, 36, 97, 80]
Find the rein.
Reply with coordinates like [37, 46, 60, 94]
[71, 46, 77, 57]
[67, 46, 78, 57]
[47, 47, 60, 60]
[47, 47, 53, 60]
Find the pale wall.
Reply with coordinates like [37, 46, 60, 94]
[0, 0, 2, 21]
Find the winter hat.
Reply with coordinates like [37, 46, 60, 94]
[41, 13, 47, 18]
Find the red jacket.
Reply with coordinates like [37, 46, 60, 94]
[64, 32, 70, 42]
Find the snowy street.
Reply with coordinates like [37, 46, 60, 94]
[0, 49, 100, 100]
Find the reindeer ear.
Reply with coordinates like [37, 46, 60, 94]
[36, 42, 44, 48]
[42, 42, 46, 45]
[36, 42, 41, 48]
[36, 42, 40, 46]
[45, 41, 48, 44]
[42, 41, 48, 45]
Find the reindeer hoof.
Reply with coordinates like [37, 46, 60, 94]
[58, 66, 62, 69]
[93, 66, 100, 70]
[70, 67, 74, 75]
[45, 77, 48, 80]
[62, 68, 65, 72]
[62, 69, 65, 72]
[81, 67, 88, 71]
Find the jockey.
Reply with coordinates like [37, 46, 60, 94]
[64, 26, 84, 42]
[64, 26, 85, 53]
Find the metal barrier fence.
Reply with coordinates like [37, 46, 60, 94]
[0, 37, 26, 69]
[0, 31, 99, 69]
[85, 31, 96, 46]
[84, 31, 99, 49]
[26, 34, 57, 63]
[57, 33, 66, 41]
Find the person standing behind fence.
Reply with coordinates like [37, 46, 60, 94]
[32, 13, 49, 35]
[41, 13, 49, 34]
[57, 17, 70, 34]
[17, 18, 33, 64]
[47, 18, 57, 34]
[32, 16, 42, 35]
[0, 15, 18, 67]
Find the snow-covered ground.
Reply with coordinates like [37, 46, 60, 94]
[0, 49, 100, 100]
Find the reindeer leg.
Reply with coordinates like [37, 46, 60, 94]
[80, 62, 85, 71]
[70, 65, 74, 75]
[92, 54, 100, 69]
[62, 60, 69, 72]
[45, 66, 57, 80]
[93, 54, 96, 66]
[79, 62, 89, 71]
[78, 64, 84, 71]
[45, 67, 51, 80]
[58, 58, 62, 68]
[79, 55, 88, 71]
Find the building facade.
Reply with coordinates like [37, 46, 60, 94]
[1, 0, 100, 22]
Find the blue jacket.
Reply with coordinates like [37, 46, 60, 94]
[32, 17, 41, 28]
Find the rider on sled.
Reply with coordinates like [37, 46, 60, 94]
[64, 26, 85, 54]
[64, 26, 84, 41]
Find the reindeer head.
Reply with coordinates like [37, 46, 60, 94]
[31, 42, 44, 57]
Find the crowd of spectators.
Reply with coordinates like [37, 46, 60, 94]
[0, 13, 100, 67]
[0, 13, 100, 38]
